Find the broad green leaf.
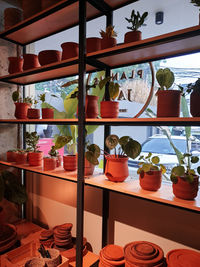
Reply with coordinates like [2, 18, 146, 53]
[105, 135, 119, 150]
[54, 136, 72, 150]
[87, 144, 100, 158]
[170, 174, 178, 184]
[172, 166, 185, 176]
[152, 156, 160, 164]
[191, 156, 199, 164]
[124, 139, 141, 160]
[142, 163, 151, 172]
[85, 151, 99, 165]
[119, 136, 129, 146]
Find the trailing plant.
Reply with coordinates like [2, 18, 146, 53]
[125, 9, 148, 31]
[25, 131, 40, 152]
[98, 76, 120, 101]
[49, 135, 72, 157]
[12, 90, 32, 104]
[100, 25, 117, 38]
[156, 68, 175, 90]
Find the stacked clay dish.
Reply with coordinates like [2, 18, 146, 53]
[53, 223, 73, 249]
[99, 244, 125, 267]
[166, 249, 200, 267]
[0, 224, 17, 254]
[39, 229, 54, 248]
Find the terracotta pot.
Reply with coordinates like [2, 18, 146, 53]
[43, 157, 57, 171]
[86, 37, 102, 53]
[8, 57, 23, 74]
[157, 90, 181, 117]
[124, 241, 164, 267]
[105, 155, 129, 182]
[14, 102, 31, 119]
[23, 54, 40, 71]
[124, 31, 142, 43]
[4, 8, 23, 30]
[7, 151, 17, 162]
[86, 95, 99, 118]
[100, 101, 119, 118]
[190, 91, 200, 117]
[172, 175, 199, 200]
[38, 50, 62, 66]
[27, 108, 40, 119]
[22, 0, 41, 20]
[16, 152, 28, 164]
[42, 108, 54, 119]
[28, 151, 43, 166]
[99, 244, 125, 267]
[101, 37, 117, 50]
[139, 170, 162, 191]
[41, 0, 59, 10]
[61, 42, 79, 60]
[166, 249, 200, 267]
[56, 155, 62, 167]
[63, 155, 77, 171]
[84, 157, 95, 176]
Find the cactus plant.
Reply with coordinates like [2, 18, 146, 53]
[125, 9, 148, 32]
[156, 68, 175, 90]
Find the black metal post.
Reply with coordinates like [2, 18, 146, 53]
[76, 0, 86, 266]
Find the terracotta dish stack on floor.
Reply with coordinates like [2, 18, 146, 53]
[39, 229, 54, 247]
[99, 244, 125, 267]
[53, 223, 73, 249]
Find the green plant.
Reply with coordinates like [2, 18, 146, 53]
[156, 68, 175, 90]
[100, 25, 117, 38]
[137, 152, 166, 175]
[25, 131, 40, 152]
[125, 9, 148, 31]
[105, 134, 141, 159]
[98, 76, 120, 100]
[38, 93, 58, 107]
[190, 0, 200, 7]
[12, 90, 32, 104]
[85, 143, 101, 165]
[179, 78, 200, 96]
[48, 135, 72, 157]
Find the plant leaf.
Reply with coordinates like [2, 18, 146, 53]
[105, 135, 119, 150]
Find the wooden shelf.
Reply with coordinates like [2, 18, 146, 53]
[0, 0, 137, 45]
[0, 118, 78, 124]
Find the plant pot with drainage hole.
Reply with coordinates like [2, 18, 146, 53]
[25, 131, 43, 166]
[12, 90, 32, 119]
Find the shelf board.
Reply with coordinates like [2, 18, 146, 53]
[0, 0, 137, 45]
[0, 118, 78, 124]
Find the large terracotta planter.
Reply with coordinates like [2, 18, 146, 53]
[14, 102, 31, 119]
[101, 37, 117, 50]
[61, 42, 79, 60]
[86, 37, 102, 53]
[43, 157, 57, 171]
[63, 155, 77, 171]
[99, 244, 125, 267]
[22, 0, 41, 19]
[166, 249, 200, 267]
[100, 101, 119, 118]
[157, 90, 181, 117]
[23, 54, 40, 71]
[172, 175, 199, 200]
[4, 8, 22, 30]
[42, 108, 54, 119]
[124, 31, 142, 43]
[139, 170, 162, 191]
[7, 151, 17, 162]
[105, 155, 129, 182]
[41, 0, 59, 10]
[190, 91, 200, 117]
[27, 108, 40, 119]
[16, 152, 28, 164]
[38, 50, 61, 66]
[8, 57, 23, 74]
[86, 95, 99, 118]
[28, 151, 43, 166]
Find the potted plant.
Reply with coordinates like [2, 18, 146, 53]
[25, 131, 43, 166]
[104, 134, 141, 182]
[27, 97, 40, 119]
[124, 9, 148, 43]
[137, 152, 166, 191]
[6, 149, 18, 162]
[12, 90, 32, 119]
[15, 149, 28, 164]
[156, 68, 181, 117]
[99, 77, 120, 118]
[85, 143, 101, 176]
[39, 93, 57, 119]
[100, 25, 117, 50]
[170, 153, 200, 200]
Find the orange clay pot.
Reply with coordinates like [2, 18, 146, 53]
[23, 54, 40, 71]
[166, 249, 200, 267]
[101, 37, 117, 50]
[43, 157, 57, 171]
[172, 175, 199, 200]
[56, 155, 62, 167]
[8, 57, 23, 74]
[100, 101, 119, 118]
[157, 90, 181, 117]
[41, 108, 54, 119]
[86, 37, 102, 53]
[7, 151, 18, 162]
[63, 155, 77, 171]
[28, 151, 43, 166]
[61, 42, 79, 60]
[190, 91, 200, 117]
[14, 103, 31, 119]
[139, 170, 162, 191]
[27, 108, 40, 119]
[84, 157, 95, 176]
[16, 152, 28, 164]
[105, 155, 129, 182]
[124, 31, 142, 43]
[86, 95, 99, 118]
[38, 50, 61, 66]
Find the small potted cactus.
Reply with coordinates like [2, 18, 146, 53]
[12, 90, 32, 119]
[124, 9, 148, 43]
[27, 98, 40, 119]
[25, 131, 43, 166]
[100, 25, 117, 50]
[156, 68, 181, 117]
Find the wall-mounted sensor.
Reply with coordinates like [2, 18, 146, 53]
[155, 11, 164, 25]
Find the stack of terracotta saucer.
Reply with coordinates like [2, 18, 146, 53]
[124, 241, 165, 267]
[0, 224, 18, 254]
[39, 229, 54, 248]
[99, 244, 125, 267]
[53, 223, 73, 249]
[166, 249, 200, 267]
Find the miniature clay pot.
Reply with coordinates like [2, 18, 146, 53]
[56, 155, 62, 167]
[157, 90, 181, 117]
[38, 50, 62, 66]
[61, 42, 79, 60]
[100, 101, 119, 118]
[99, 244, 125, 267]
[22, 0, 41, 20]
[23, 54, 40, 71]
[101, 37, 117, 50]
[105, 155, 129, 182]
[7, 151, 17, 162]
[124, 31, 142, 43]
[28, 151, 43, 166]
[190, 91, 200, 117]
[84, 157, 95, 176]
[14, 102, 31, 119]
[166, 249, 200, 267]
[41, 0, 59, 10]
[4, 8, 23, 30]
[86, 95, 99, 118]
[172, 175, 199, 200]
[63, 155, 77, 171]
[86, 37, 102, 53]
[43, 157, 57, 171]
[8, 57, 23, 74]
[139, 170, 162, 191]
[42, 108, 54, 119]
[27, 108, 40, 119]
[16, 152, 28, 164]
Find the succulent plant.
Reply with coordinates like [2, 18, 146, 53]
[100, 25, 117, 38]
[190, 0, 200, 7]
[125, 9, 148, 32]
[25, 131, 40, 152]
[156, 68, 175, 90]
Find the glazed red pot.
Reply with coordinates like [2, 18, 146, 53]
[166, 249, 200, 267]
[172, 175, 199, 200]
[16, 152, 28, 164]
[101, 37, 117, 50]
[61, 42, 79, 60]
[56, 155, 62, 167]
[139, 170, 162, 191]
[27, 108, 40, 119]
[157, 90, 181, 117]
[86, 95, 99, 118]
[4, 8, 23, 30]
[63, 155, 77, 171]
[190, 91, 200, 117]
[7, 151, 17, 162]
[124, 31, 142, 43]
[43, 157, 57, 171]
[38, 50, 62, 66]
[41, 0, 59, 10]
[86, 37, 102, 53]
[22, 0, 41, 19]
[8, 57, 23, 74]
[105, 155, 129, 182]
[100, 101, 119, 118]
[28, 151, 43, 166]
[42, 108, 54, 119]
[23, 54, 40, 71]
[14, 102, 31, 119]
